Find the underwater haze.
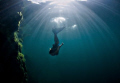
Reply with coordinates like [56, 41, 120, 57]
[21, 0, 120, 83]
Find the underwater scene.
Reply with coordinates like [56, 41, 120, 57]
[0, 0, 120, 83]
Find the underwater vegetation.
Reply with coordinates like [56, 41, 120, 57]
[0, 0, 27, 83]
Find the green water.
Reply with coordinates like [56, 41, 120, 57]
[22, 0, 120, 83]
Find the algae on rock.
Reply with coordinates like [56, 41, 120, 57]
[0, 0, 28, 83]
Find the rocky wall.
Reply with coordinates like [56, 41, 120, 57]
[0, 0, 27, 83]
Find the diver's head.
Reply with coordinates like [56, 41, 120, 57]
[49, 48, 55, 56]
[49, 48, 53, 54]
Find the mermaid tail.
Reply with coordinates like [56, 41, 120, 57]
[52, 26, 65, 34]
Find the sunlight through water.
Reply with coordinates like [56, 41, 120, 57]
[51, 17, 66, 27]
[24, 0, 118, 45]
[72, 24, 77, 29]
[28, 0, 87, 4]
[51, 17, 66, 24]
[22, 0, 120, 83]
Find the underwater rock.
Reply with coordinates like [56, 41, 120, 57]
[0, 0, 28, 83]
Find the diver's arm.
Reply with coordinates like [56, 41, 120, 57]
[50, 43, 63, 55]
[59, 43, 64, 48]
[54, 43, 64, 53]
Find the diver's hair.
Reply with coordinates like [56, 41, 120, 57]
[49, 49, 53, 54]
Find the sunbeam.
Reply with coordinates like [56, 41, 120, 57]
[23, 0, 118, 43]
[28, 0, 87, 4]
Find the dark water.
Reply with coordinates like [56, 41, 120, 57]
[22, 0, 120, 83]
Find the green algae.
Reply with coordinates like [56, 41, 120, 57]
[17, 52, 25, 62]
[0, 0, 28, 82]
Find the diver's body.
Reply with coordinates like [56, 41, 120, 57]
[49, 26, 65, 56]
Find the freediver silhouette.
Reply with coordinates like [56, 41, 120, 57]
[49, 25, 65, 56]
